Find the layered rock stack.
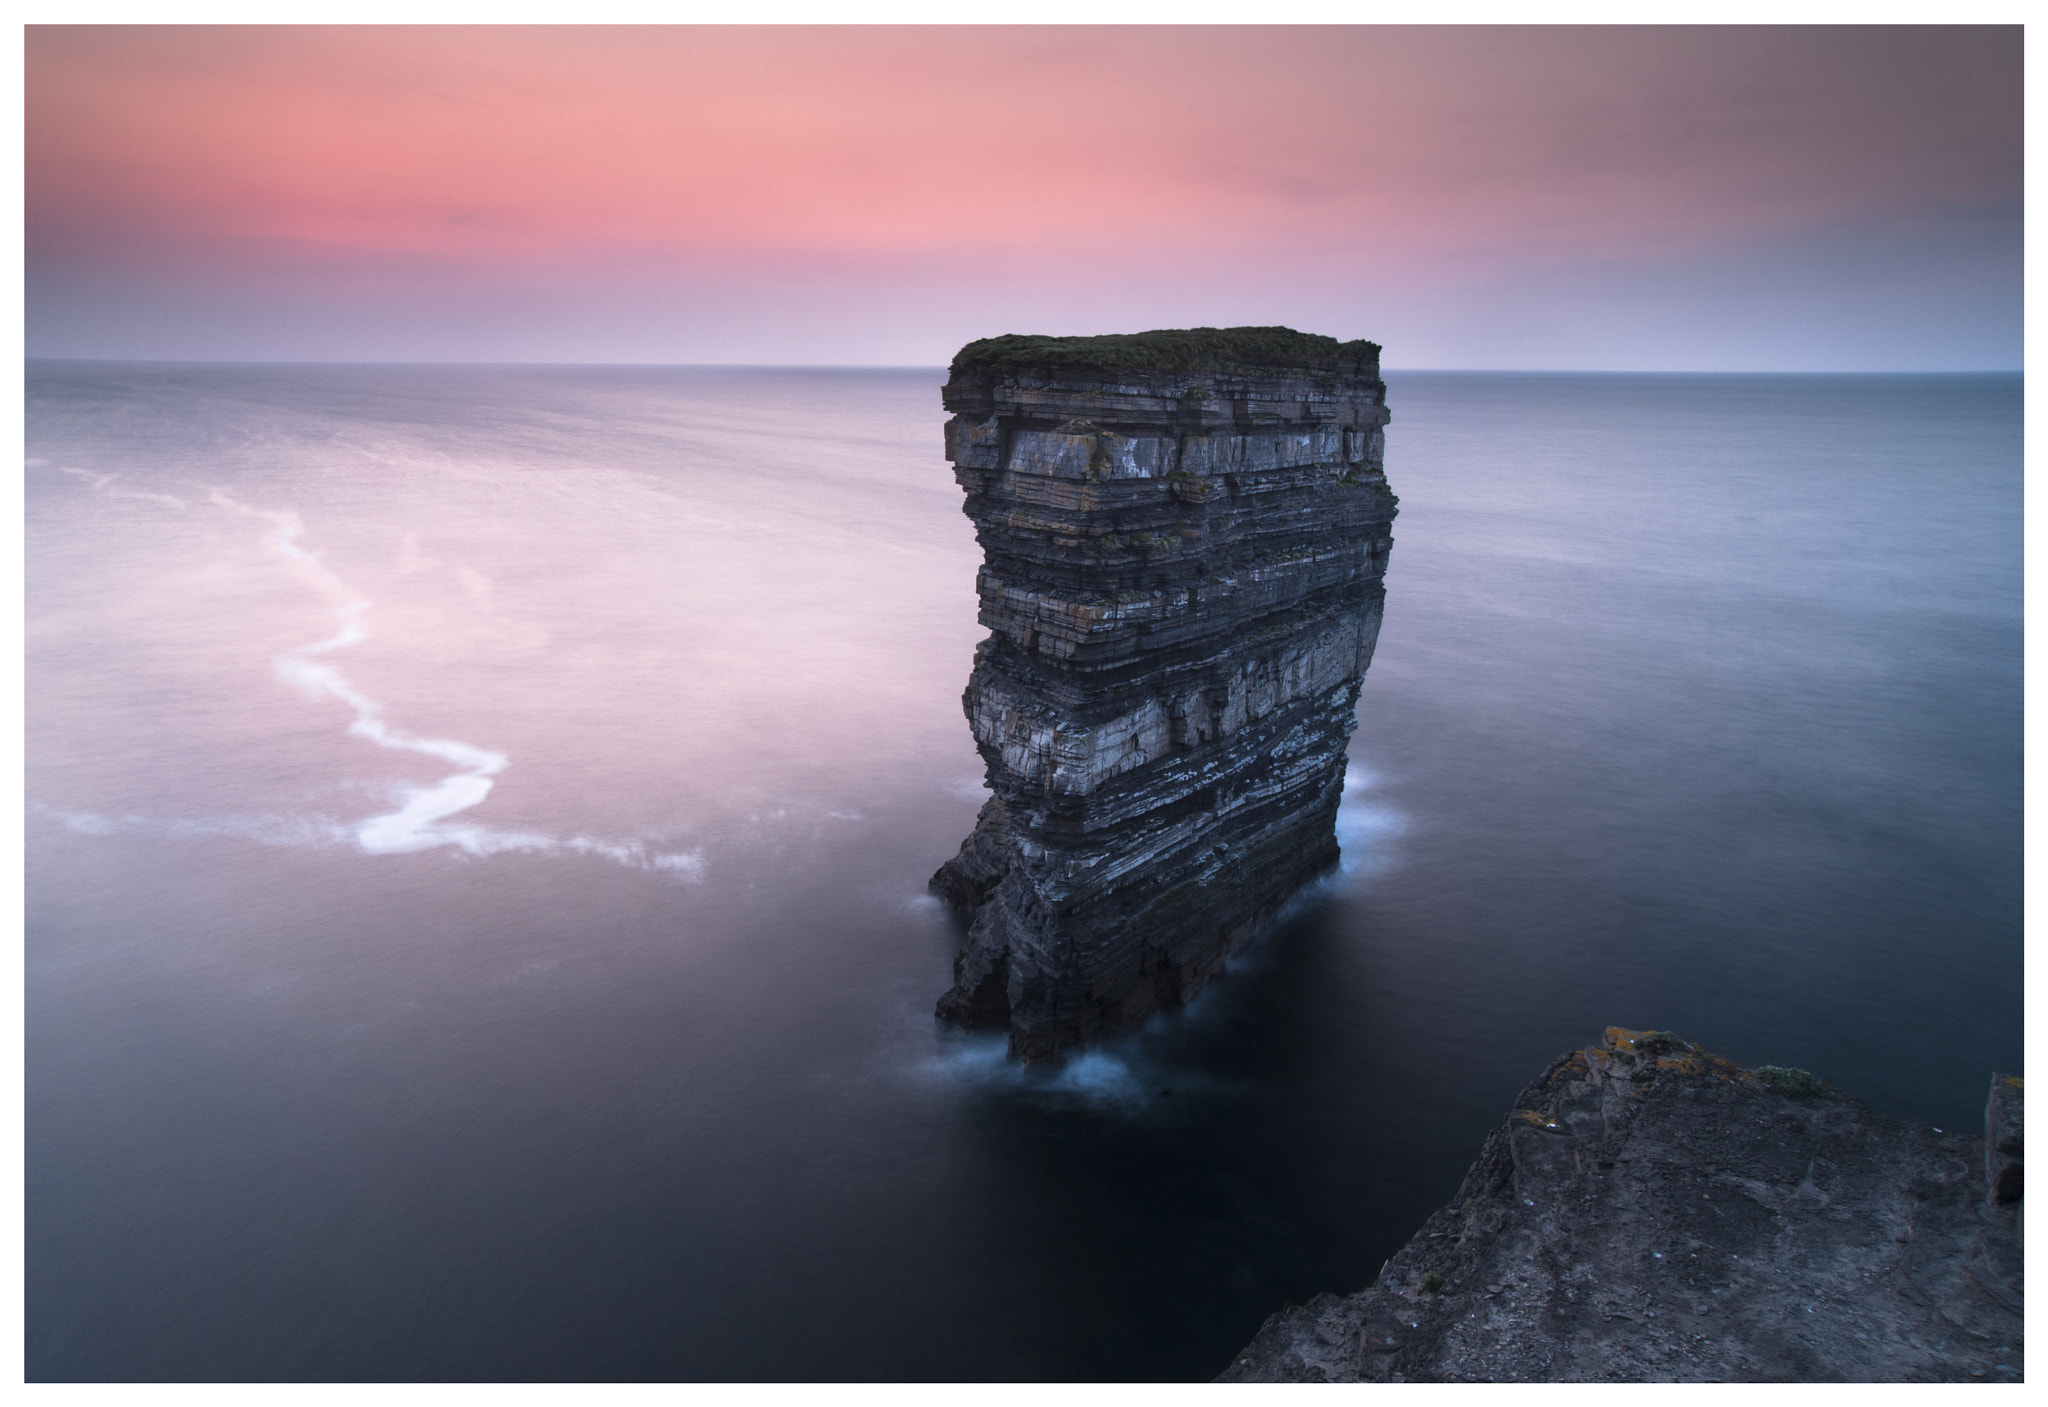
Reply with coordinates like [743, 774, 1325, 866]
[929, 327, 1397, 1062]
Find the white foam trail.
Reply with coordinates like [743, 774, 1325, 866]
[210, 490, 516, 856]
[556, 834, 707, 880]
[922, 1033, 1016, 1082]
[44, 803, 709, 881]
[1043, 1050, 1149, 1103]
[46, 807, 354, 848]
[917, 1031, 1226, 1113]
[1336, 762, 1408, 879]
[48, 477, 709, 882]
[61, 465, 188, 510]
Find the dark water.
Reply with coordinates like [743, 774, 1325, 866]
[25, 364, 2022, 1382]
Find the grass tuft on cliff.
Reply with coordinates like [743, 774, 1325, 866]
[951, 326, 1381, 377]
[1754, 1065, 1826, 1097]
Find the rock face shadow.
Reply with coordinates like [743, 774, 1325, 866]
[927, 328, 1397, 1063]
[1222, 1030, 2026, 1383]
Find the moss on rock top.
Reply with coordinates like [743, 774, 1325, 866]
[950, 326, 1381, 377]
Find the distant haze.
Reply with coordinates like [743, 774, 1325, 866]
[26, 25, 2021, 370]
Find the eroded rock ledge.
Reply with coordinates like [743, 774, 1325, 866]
[1220, 1028, 2025, 1383]
[929, 327, 1396, 1062]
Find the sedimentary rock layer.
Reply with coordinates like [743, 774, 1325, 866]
[1221, 1029, 2026, 1383]
[929, 328, 1397, 1061]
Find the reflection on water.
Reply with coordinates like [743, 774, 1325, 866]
[27, 366, 2021, 1380]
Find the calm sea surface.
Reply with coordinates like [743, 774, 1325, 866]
[25, 364, 2022, 1381]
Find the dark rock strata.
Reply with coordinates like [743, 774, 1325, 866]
[1221, 1028, 2025, 1383]
[929, 328, 1396, 1062]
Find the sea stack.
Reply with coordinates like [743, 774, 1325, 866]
[930, 327, 1397, 1061]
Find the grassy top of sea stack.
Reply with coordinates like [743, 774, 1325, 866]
[950, 326, 1381, 378]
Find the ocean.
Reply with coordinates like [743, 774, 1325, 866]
[25, 363, 2022, 1381]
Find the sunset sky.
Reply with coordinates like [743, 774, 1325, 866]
[25, 25, 2023, 369]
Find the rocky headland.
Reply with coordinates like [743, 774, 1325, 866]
[1221, 1028, 2025, 1383]
[928, 327, 1397, 1062]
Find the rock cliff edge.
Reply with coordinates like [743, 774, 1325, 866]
[1221, 1028, 2025, 1383]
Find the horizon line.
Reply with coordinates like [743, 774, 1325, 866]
[21, 357, 2025, 376]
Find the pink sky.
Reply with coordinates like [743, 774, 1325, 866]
[26, 26, 2022, 369]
